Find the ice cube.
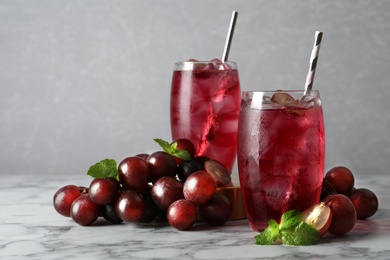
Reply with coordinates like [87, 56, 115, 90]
[211, 88, 228, 108]
[299, 92, 316, 109]
[211, 95, 238, 114]
[261, 176, 298, 212]
[273, 147, 306, 177]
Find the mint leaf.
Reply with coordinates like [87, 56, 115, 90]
[254, 219, 280, 245]
[154, 138, 192, 161]
[172, 150, 192, 161]
[170, 141, 178, 151]
[279, 209, 302, 230]
[281, 222, 319, 246]
[154, 138, 173, 154]
[87, 159, 118, 179]
[254, 210, 320, 246]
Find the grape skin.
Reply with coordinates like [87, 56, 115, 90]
[348, 188, 378, 219]
[89, 178, 120, 205]
[147, 151, 178, 182]
[177, 160, 202, 182]
[167, 199, 197, 230]
[198, 194, 231, 226]
[101, 203, 123, 224]
[53, 185, 86, 217]
[325, 166, 355, 195]
[116, 190, 146, 222]
[151, 176, 184, 211]
[323, 194, 356, 236]
[183, 171, 216, 205]
[118, 156, 150, 193]
[70, 194, 100, 226]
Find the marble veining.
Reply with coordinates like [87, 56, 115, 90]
[1, 174, 389, 260]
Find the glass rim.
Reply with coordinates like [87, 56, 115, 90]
[242, 89, 320, 94]
[174, 61, 237, 71]
[174, 60, 237, 65]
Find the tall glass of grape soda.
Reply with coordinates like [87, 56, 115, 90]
[237, 90, 325, 231]
[170, 59, 241, 173]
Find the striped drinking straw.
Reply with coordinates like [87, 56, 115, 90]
[304, 31, 323, 93]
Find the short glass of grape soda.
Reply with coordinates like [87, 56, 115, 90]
[237, 90, 325, 231]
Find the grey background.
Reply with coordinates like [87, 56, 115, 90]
[1, 0, 389, 180]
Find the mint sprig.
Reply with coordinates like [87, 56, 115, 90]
[87, 158, 118, 179]
[154, 138, 192, 161]
[254, 209, 319, 246]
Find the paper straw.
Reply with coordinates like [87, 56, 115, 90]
[304, 31, 323, 92]
[222, 11, 238, 62]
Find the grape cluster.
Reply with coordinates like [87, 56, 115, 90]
[305, 166, 380, 236]
[53, 138, 232, 230]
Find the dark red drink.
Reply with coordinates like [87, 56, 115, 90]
[237, 90, 325, 231]
[170, 60, 241, 172]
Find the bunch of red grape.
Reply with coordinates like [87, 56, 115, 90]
[53, 138, 233, 230]
[303, 166, 379, 236]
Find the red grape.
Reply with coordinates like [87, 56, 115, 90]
[183, 171, 216, 205]
[151, 176, 184, 211]
[325, 166, 355, 195]
[139, 187, 161, 223]
[53, 185, 87, 217]
[197, 194, 231, 226]
[348, 188, 378, 219]
[116, 190, 145, 222]
[135, 153, 150, 161]
[118, 156, 150, 193]
[101, 203, 123, 224]
[147, 151, 177, 182]
[89, 178, 120, 205]
[177, 160, 202, 183]
[70, 194, 100, 226]
[323, 194, 357, 236]
[193, 156, 210, 169]
[167, 199, 197, 230]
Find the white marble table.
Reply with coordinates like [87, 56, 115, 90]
[1, 173, 389, 260]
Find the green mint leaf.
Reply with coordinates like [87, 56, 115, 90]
[154, 138, 192, 161]
[281, 222, 319, 246]
[87, 159, 118, 179]
[154, 138, 173, 154]
[172, 150, 192, 161]
[170, 141, 178, 150]
[254, 219, 280, 245]
[279, 209, 302, 230]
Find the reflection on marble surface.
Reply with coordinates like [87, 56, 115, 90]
[1, 174, 389, 260]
